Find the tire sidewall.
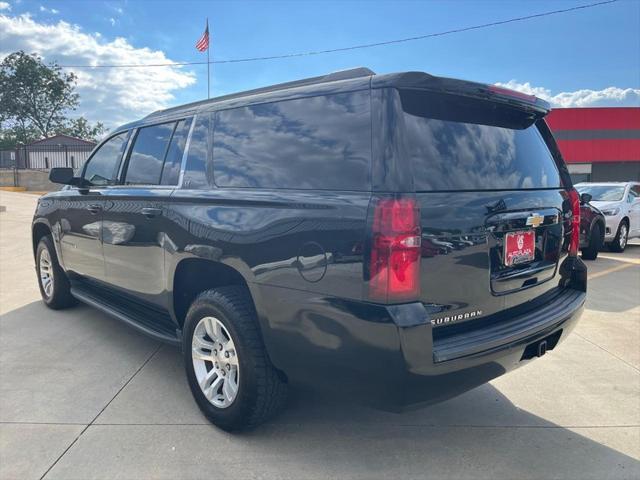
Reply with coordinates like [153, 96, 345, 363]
[183, 297, 258, 428]
[610, 221, 628, 252]
[582, 223, 601, 260]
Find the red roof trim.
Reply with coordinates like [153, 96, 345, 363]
[547, 107, 640, 131]
[556, 139, 640, 163]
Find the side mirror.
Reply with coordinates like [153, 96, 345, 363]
[580, 193, 592, 205]
[49, 167, 79, 186]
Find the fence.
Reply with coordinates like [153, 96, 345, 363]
[0, 143, 95, 171]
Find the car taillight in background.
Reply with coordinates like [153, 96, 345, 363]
[568, 189, 581, 257]
[368, 196, 421, 303]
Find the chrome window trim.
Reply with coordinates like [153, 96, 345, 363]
[178, 113, 198, 189]
[116, 128, 138, 183]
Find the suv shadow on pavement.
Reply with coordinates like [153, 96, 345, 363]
[1, 301, 638, 479]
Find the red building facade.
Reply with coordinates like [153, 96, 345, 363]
[545, 107, 640, 182]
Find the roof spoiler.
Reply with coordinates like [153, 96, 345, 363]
[373, 72, 551, 116]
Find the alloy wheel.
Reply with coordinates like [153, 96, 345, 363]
[191, 316, 239, 408]
[39, 248, 54, 298]
[619, 224, 628, 249]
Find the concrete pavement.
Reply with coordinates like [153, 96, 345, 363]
[1, 190, 639, 480]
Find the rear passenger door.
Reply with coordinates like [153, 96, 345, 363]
[101, 118, 193, 308]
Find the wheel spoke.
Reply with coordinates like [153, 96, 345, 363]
[199, 367, 218, 391]
[193, 335, 215, 352]
[192, 347, 213, 362]
[204, 317, 222, 342]
[222, 373, 238, 402]
[205, 376, 224, 400]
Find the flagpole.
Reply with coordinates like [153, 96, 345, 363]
[206, 18, 210, 99]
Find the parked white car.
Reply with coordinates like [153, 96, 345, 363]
[575, 182, 640, 252]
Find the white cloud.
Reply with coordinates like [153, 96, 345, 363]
[0, 14, 196, 128]
[39, 5, 59, 14]
[495, 80, 640, 108]
[0, 2, 11, 11]
[109, 17, 115, 26]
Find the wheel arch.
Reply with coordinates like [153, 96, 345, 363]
[32, 220, 52, 258]
[171, 257, 259, 329]
[596, 218, 606, 242]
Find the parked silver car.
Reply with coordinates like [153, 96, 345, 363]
[575, 182, 640, 252]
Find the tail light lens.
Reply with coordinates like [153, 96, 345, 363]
[568, 189, 580, 257]
[368, 197, 421, 303]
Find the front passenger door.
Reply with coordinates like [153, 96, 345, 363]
[58, 131, 130, 282]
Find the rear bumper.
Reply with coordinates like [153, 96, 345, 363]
[259, 280, 585, 410]
[394, 287, 584, 408]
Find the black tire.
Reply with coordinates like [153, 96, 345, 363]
[581, 223, 602, 260]
[182, 286, 287, 431]
[35, 235, 77, 309]
[608, 220, 629, 253]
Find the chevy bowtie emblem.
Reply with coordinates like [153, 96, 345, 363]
[526, 213, 545, 228]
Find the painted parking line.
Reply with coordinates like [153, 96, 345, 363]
[588, 263, 637, 280]
[596, 255, 640, 265]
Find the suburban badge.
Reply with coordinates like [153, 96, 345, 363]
[431, 310, 484, 326]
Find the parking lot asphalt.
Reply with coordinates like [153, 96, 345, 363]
[1, 190, 639, 480]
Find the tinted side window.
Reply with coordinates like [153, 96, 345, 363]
[83, 132, 128, 186]
[401, 90, 562, 191]
[160, 118, 192, 186]
[182, 114, 212, 189]
[213, 91, 371, 190]
[125, 122, 175, 185]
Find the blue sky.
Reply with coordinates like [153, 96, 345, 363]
[1, 0, 638, 127]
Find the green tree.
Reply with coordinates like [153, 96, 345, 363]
[0, 124, 40, 150]
[55, 117, 106, 143]
[0, 51, 107, 148]
[0, 51, 79, 141]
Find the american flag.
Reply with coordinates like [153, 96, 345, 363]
[195, 21, 209, 52]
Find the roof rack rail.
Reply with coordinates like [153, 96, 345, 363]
[145, 67, 375, 119]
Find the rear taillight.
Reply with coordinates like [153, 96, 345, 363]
[368, 197, 421, 303]
[568, 189, 580, 257]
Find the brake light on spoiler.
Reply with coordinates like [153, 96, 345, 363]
[368, 196, 421, 303]
[488, 85, 538, 104]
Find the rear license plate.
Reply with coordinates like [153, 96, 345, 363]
[504, 230, 535, 266]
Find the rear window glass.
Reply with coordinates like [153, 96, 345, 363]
[125, 122, 175, 185]
[182, 113, 212, 189]
[213, 91, 371, 190]
[160, 118, 192, 185]
[576, 185, 625, 201]
[401, 90, 561, 191]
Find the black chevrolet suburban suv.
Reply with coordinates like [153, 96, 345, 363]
[33, 68, 587, 430]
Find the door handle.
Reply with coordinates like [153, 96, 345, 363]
[87, 204, 102, 215]
[141, 207, 162, 218]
